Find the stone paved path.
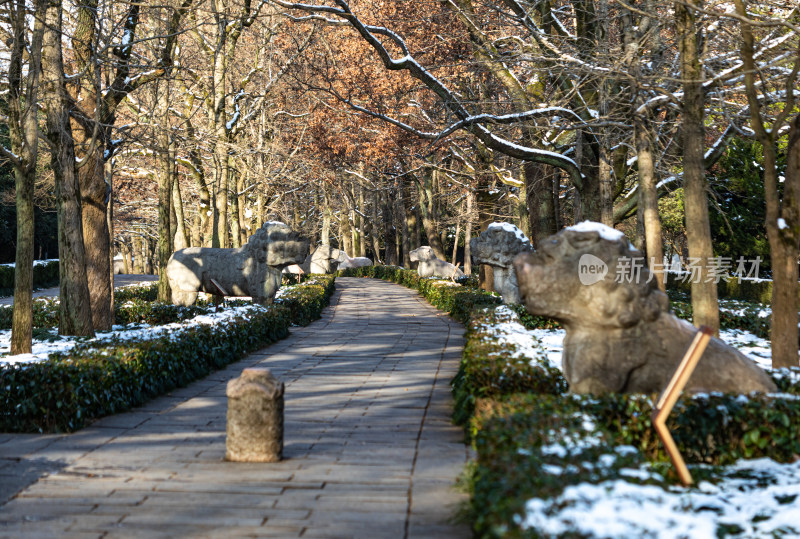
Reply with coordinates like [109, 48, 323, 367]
[0, 277, 470, 538]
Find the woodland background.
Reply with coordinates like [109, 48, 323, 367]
[0, 0, 798, 367]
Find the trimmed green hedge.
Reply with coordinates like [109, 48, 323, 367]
[0, 276, 335, 433]
[468, 387, 800, 537]
[276, 276, 336, 326]
[114, 283, 159, 303]
[452, 307, 567, 428]
[0, 261, 60, 297]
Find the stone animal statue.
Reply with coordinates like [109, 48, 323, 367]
[410, 246, 465, 279]
[166, 221, 308, 306]
[470, 222, 534, 303]
[336, 251, 373, 270]
[283, 244, 343, 275]
[513, 222, 777, 395]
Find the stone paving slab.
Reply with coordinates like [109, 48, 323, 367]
[0, 277, 470, 538]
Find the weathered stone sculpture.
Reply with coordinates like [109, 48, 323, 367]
[226, 368, 284, 462]
[166, 221, 308, 306]
[513, 222, 777, 395]
[284, 244, 343, 275]
[337, 251, 373, 270]
[410, 246, 465, 279]
[470, 222, 534, 303]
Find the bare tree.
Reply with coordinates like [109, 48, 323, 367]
[734, 0, 799, 367]
[675, 0, 719, 333]
[2, 0, 46, 352]
[42, 0, 94, 336]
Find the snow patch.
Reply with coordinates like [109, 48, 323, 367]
[487, 222, 531, 244]
[567, 221, 625, 243]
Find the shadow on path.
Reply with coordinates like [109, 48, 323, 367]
[0, 277, 470, 538]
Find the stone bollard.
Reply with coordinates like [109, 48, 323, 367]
[225, 368, 284, 462]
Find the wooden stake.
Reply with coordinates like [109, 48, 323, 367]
[651, 325, 713, 486]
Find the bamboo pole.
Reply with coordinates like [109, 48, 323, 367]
[651, 325, 712, 486]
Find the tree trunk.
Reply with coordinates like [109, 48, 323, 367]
[173, 178, 189, 250]
[525, 162, 556, 245]
[676, 0, 719, 334]
[371, 190, 381, 262]
[451, 220, 461, 266]
[42, 0, 93, 336]
[735, 0, 799, 368]
[212, 149, 229, 249]
[552, 171, 562, 232]
[358, 185, 367, 258]
[8, 0, 44, 354]
[417, 171, 446, 259]
[760, 120, 800, 368]
[405, 182, 420, 253]
[156, 90, 174, 302]
[69, 0, 113, 331]
[464, 190, 474, 276]
[767, 115, 800, 369]
[11, 166, 35, 354]
[122, 241, 132, 274]
[382, 191, 397, 265]
[143, 238, 153, 275]
[476, 186, 499, 291]
[230, 160, 242, 249]
[131, 236, 141, 273]
[349, 185, 360, 256]
[636, 114, 665, 291]
[599, 145, 614, 226]
[78, 149, 112, 330]
[340, 206, 353, 256]
[321, 189, 332, 245]
[515, 165, 531, 239]
[398, 183, 411, 267]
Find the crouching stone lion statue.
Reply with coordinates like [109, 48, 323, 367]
[513, 222, 776, 395]
[166, 221, 308, 306]
[410, 246, 464, 279]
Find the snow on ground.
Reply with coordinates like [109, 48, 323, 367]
[720, 329, 774, 367]
[480, 306, 560, 369]
[521, 458, 800, 538]
[530, 328, 566, 370]
[0, 259, 59, 268]
[0, 304, 269, 367]
[718, 298, 772, 319]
